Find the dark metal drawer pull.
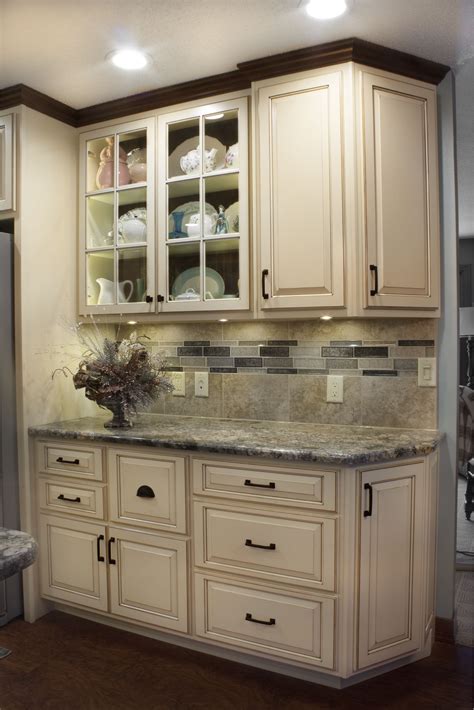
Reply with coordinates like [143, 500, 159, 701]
[364, 482, 373, 518]
[136, 485, 155, 498]
[370, 264, 378, 296]
[108, 537, 116, 565]
[245, 539, 276, 551]
[57, 494, 81, 503]
[56, 456, 80, 465]
[261, 269, 269, 300]
[97, 534, 105, 562]
[245, 613, 275, 626]
[244, 479, 275, 489]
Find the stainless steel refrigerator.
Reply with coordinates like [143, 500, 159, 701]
[0, 230, 22, 625]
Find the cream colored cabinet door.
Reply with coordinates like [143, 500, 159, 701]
[357, 461, 424, 669]
[108, 527, 188, 633]
[360, 69, 440, 309]
[108, 449, 186, 533]
[0, 113, 14, 212]
[255, 69, 345, 310]
[39, 514, 108, 611]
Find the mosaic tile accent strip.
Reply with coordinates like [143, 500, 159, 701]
[148, 337, 435, 377]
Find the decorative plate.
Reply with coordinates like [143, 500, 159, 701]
[168, 137, 226, 178]
[171, 267, 225, 299]
[168, 202, 217, 239]
[118, 207, 147, 244]
[225, 202, 239, 233]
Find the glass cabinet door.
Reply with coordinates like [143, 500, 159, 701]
[79, 118, 155, 314]
[158, 98, 249, 312]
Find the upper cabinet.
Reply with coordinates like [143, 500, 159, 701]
[158, 97, 249, 313]
[255, 69, 346, 311]
[0, 113, 15, 212]
[79, 118, 155, 315]
[359, 69, 440, 310]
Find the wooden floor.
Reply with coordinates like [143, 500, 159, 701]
[0, 612, 472, 709]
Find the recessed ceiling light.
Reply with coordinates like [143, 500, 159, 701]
[109, 49, 149, 70]
[320, 315, 333, 321]
[306, 0, 350, 20]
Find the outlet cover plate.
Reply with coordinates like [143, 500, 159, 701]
[170, 371, 185, 397]
[418, 358, 436, 387]
[327, 375, 343, 403]
[195, 371, 209, 398]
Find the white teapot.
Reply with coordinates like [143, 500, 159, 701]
[180, 145, 218, 175]
[225, 143, 239, 169]
[96, 278, 133, 305]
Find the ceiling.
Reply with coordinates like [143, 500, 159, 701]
[0, 0, 473, 109]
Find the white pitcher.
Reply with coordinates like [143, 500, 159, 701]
[96, 278, 133, 305]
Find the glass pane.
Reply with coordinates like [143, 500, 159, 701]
[119, 129, 147, 186]
[204, 109, 238, 173]
[87, 251, 115, 306]
[168, 179, 202, 239]
[204, 173, 239, 235]
[205, 238, 239, 300]
[168, 118, 200, 179]
[118, 187, 147, 245]
[86, 193, 114, 248]
[87, 135, 115, 191]
[169, 242, 201, 302]
[118, 247, 147, 303]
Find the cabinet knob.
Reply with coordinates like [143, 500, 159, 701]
[157, 294, 165, 303]
[145, 295, 153, 303]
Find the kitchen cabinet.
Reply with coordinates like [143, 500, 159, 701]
[255, 69, 346, 311]
[359, 69, 440, 310]
[78, 117, 156, 315]
[31, 434, 438, 686]
[0, 113, 15, 212]
[158, 97, 249, 313]
[357, 461, 424, 669]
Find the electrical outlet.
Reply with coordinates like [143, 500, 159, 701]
[418, 358, 436, 387]
[194, 371, 209, 398]
[170, 371, 185, 397]
[326, 375, 343, 403]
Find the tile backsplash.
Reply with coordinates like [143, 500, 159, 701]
[124, 319, 437, 429]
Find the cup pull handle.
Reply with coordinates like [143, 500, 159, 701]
[136, 485, 155, 498]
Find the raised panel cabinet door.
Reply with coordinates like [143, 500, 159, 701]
[256, 70, 345, 309]
[108, 527, 188, 633]
[108, 449, 186, 533]
[0, 114, 14, 211]
[361, 70, 440, 309]
[39, 515, 107, 611]
[357, 462, 424, 669]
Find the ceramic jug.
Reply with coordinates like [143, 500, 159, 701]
[96, 278, 133, 305]
[96, 137, 130, 189]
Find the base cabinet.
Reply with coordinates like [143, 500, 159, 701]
[34, 440, 437, 685]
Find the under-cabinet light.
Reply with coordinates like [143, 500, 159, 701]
[109, 49, 149, 70]
[219, 318, 229, 322]
[207, 113, 225, 120]
[305, 0, 350, 20]
[127, 320, 138, 325]
[320, 315, 333, 321]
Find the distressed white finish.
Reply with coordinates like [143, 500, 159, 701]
[37, 440, 103, 481]
[38, 477, 105, 520]
[0, 114, 14, 211]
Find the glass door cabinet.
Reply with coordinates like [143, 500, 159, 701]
[79, 118, 155, 314]
[158, 97, 249, 312]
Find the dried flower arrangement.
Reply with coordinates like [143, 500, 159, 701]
[54, 323, 173, 428]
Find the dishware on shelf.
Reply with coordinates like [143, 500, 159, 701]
[171, 266, 225, 300]
[179, 145, 218, 175]
[87, 150, 99, 192]
[135, 277, 146, 302]
[225, 202, 239, 233]
[118, 207, 147, 243]
[174, 287, 200, 301]
[168, 202, 217, 239]
[126, 147, 147, 183]
[96, 137, 130, 189]
[215, 205, 229, 234]
[169, 211, 187, 239]
[185, 212, 216, 238]
[225, 143, 239, 169]
[169, 137, 226, 177]
[96, 278, 133, 305]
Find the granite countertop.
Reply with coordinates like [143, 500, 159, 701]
[29, 414, 442, 467]
[0, 528, 38, 582]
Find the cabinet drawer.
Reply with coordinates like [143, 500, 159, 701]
[194, 502, 336, 590]
[37, 441, 103, 481]
[108, 449, 186, 533]
[38, 478, 105, 520]
[192, 459, 336, 511]
[195, 574, 335, 669]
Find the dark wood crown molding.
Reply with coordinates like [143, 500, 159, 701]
[0, 83, 77, 126]
[0, 38, 450, 129]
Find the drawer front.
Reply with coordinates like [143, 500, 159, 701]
[195, 574, 335, 669]
[38, 478, 105, 520]
[192, 459, 337, 511]
[109, 527, 188, 633]
[108, 449, 186, 533]
[37, 441, 103, 481]
[194, 502, 336, 590]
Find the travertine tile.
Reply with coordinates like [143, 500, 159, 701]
[289, 375, 362, 425]
[293, 357, 326, 369]
[389, 346, 427, 358]
[223, 374, 289, 421]
[134, 322, 223, 342]
[164, 373, 222, 418]
[361, 377, 436, 428]
[358, 358, 394, 370]
[224, 321, 289, 341]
